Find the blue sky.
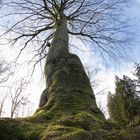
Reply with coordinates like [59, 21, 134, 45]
[128, 0, 140, 62]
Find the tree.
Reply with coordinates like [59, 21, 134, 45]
[84, 65, 102, 91]
[20, 102, 34, 117]
[134, 63, 140, 93]
[0, 0, 135, 140]
[108, 76, 140, 124]
[0, 59, 32, 118]
[0, 59, 10, 84]
[0, 59, 10, 117]
[0, 79, 33, 118]
[8, 79, 30, 118]
[0, 93, 7, 117]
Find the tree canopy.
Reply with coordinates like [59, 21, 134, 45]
[0, 0, 131, 65]
[108, 75, 140, 124]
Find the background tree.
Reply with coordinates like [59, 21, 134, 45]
[0, 59, 10, 117]
[0, 81, 33, 118]
[20, 102, 34, 117]
[108, 75, 140, 124]
[134, 63, 140, 94]
[84, 65, 105, 94]
[0, 93, 7, 117]
[0, 59, 11, 84]
[84, 65, 107, 115]
[8, 79, 30, 118]
[84, 65, 99, 89]
[0, 58, 33, 117]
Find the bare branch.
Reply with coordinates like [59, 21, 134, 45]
[7, 78, 29, 118]
[0, 93, 7, 117]
[0, 59, 11, 84]
[0, 0, 131, 67]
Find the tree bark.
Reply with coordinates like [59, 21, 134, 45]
[47, 13, 69, 61]
[37, 12, 105, 139]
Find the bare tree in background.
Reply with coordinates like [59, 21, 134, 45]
[8, 79, 29, 118]
[0, 59, 11, 84]
[84, 65, 100, 88]
[85, 65, 106, 95]
[0, 0, 131, 68]
[0, 59, 32, 117]
[85, 65, 107, 116]
[0, 93, 7, 117]
[97, 101, 107, 117]
[0, 82, 33, 118]
[0, 59, 10, 117]
[21, 102, 34, 117]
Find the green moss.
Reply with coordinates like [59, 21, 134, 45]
[40, 124, 93, 140]
[1, 117, 139, 140]
[105, 126, 140, 140]
[120, 129, 132, 139]
[0, 118, 23, 140]
[0, 118, 50, 140]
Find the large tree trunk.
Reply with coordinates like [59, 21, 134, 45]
[36, 14, 105, 139]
